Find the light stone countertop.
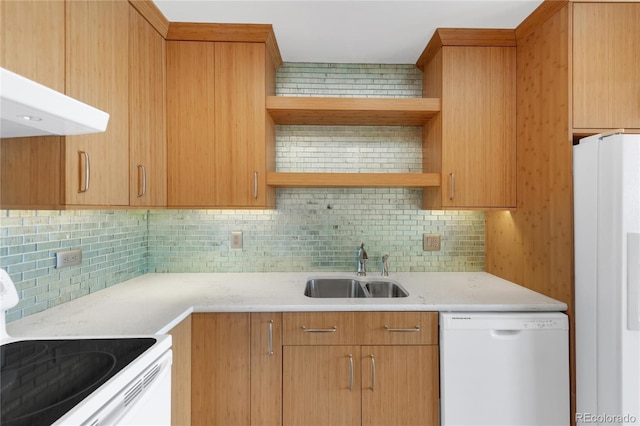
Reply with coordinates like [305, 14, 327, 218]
[7, 272, 568, 338]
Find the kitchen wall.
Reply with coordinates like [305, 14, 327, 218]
[0, 63, 485, 322]
[0, 210, 148, 322]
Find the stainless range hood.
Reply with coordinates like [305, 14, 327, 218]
[0, 67, 110, 138]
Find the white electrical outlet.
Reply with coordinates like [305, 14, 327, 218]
[56, 249, 82, 268]
[231, 231, 243, 249]
[423, 234, 441, 251]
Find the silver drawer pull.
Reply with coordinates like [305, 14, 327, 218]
[370, 354, 376, 391]
[449, 172, 455, 200]
[78, 151, 90, 193]
[301, 325, 337, 333]
[348, 354, 354, 391]
[268, 320, 274, 356]
[384, 325, 420, 333]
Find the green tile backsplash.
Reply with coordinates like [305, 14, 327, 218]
[0, 63, 485, 322]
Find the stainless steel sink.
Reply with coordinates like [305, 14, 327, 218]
[304, 278, 367, 298]
[304, 277, 408, 298]
[365, 281, 409, 298]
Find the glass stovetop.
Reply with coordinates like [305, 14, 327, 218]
[0, 338, 155, 426]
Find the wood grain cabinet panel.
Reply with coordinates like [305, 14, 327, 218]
[1, 0, 130, 209]
[573, 3, 640, 130]
[191, 313, 251, 426]
[282, 311, 440, 426]
[168, 315, 192, 426]
[0, 0, 65, 209]
[283, 312, 358, 345]
[360, 311, 438, 345]
[422, 45, 516, 210]
[166, 41, 275, 208]
[283, 345, 362, 426]
[129, 6, 167, 207]
[251, 312, 283, 426]
[361, 345, 439, 426]
[191, 312, 283, 426]
[64, 0, 130, 206]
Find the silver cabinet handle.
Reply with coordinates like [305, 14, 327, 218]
[253, 171, 258, 200]
[449, 172, 455, 200]
[78, 151, 90, 193]
[301, 325, 337, 333]
[370, 354, 376, 391]
[267, 319, 274, 356]
[348, 354, 354, 392]
[136, 164, 147, 198]
[384, 325, 420, 332]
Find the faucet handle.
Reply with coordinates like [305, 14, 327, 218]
[381, 254, 389, 276]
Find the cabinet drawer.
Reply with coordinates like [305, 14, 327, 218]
[283, 312, 358, 345]
[359, 312, 438, 345]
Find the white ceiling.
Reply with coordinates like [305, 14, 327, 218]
[154, 0, 543, 64]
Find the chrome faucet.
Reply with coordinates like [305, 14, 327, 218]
[381, 254, 389, 276]
[357, 242, 368, 276]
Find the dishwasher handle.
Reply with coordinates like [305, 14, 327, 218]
[490, 329, 522, 337]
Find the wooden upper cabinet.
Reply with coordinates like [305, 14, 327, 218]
[0, 0, 65, 209]
[573, 3, 640, 130]
[167, 40, 276, 208]
[1, 0, 130, 209]
[129, 6, 167, 207]
[421, 42, 516, 210]
[65, 0, 130, 206]
[166, 41, 217, 206]
[0, 0, 64, 90]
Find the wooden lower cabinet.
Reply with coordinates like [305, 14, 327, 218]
[283, 311, 440, 426]
[190, 311, 438, 426]
[191, 312, 282, 426]
[283, 345, 362, 426]
[361, 346, 439, 426]
[283, 345, 439, 426]
[168, 315, 192, 426]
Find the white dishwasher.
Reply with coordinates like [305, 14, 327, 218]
[439, 312, 570, 426]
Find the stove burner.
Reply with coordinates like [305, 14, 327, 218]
[0, 338, 155, 426]
[3, 351, 116, 423]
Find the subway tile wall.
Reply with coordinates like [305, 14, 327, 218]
[0, 63, 485, 321]
[0, 210, 147, 321]
[147, 63, 485, 273]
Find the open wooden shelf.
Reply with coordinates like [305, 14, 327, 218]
[266, 96, 441, 126]
[266, 172, 441, 188]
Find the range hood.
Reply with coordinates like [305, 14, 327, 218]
[0, 67, 110, 138]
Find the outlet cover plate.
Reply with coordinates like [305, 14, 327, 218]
[56, 249, 82, 268]
[423, 234, 441, 251]
[231, 231, 243, 249]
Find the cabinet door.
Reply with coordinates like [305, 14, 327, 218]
[573, 3, 640, 130]
[129, 7, 166, 207]
[65, 0, 129, 206]
[214, 42, 267, 207]
[166, 41, 217, 206]
[441, 46, 516, 209]
[168, 315, 191, 426]
[192, 313, 251, 426]
[361, 346, 439, 426]
[251, 313, 282, 426]
[0, 0, 65, 209]
[283, 345, 361, 426]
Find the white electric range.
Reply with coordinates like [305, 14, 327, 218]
[0, 269, 172, 426]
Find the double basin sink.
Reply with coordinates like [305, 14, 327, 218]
[304, 277, 409, 298]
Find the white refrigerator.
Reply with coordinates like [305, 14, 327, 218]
[574, 133, 640, 425]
